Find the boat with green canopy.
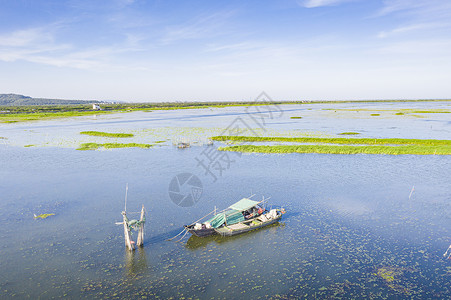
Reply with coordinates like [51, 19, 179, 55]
[184, 198, 285, 237]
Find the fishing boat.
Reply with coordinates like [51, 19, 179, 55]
[184, 198, 285, 237]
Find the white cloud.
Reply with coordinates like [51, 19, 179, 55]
[0, 28, 52, 47]
[377, 23, 446, 38]
[160, 10, 236, 45]
[300, 0, 356, 8]
[376, 0, 451, 18]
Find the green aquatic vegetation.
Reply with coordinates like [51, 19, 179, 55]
[76, 142, 154, 150]
[290, 116, 302, 119]
[338, 132, 360, 135]
[2, 99, 450, 123]
[0, 110, 112, 123]
[395, 112, 404, 115]
[401, 109, 451, 114]
[218, 144, 451, 155]
[211, 135, 451, 146]
[80, 131, 134, 138]
[34, 213, 55, 219]
[370, 113, 380, 116]
[24, 144, 35, 147]
[377, 267, 396, 283]
[375, 267, 413, 294]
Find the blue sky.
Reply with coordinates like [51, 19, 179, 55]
[1, 0, 451, 102]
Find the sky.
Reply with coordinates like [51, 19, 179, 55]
[1, 0, 451, 102]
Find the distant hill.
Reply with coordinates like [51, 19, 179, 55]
[0, 94, 102, 106]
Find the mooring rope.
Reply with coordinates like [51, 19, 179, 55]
[174, 229, 190, 242]
[167, 228, 187, 241]
[167, 208, 216, 241]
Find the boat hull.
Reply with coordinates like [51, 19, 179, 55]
[214, 212, 282, 237]
[184, 225, 216, 237]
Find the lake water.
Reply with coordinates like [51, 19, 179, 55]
[0, 101, 450, 298]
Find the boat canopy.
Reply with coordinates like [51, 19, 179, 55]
[228, 198, 259, 211]
[205, 198, 260, 228]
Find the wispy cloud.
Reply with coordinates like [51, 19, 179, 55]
[0, 24, 143, 70]
[299, 0, 356, 8]
[160, 10, 236, 45]
[373, 0, 451, 39]
[376, 0, 451, 18]
[377, 22, 446, 38]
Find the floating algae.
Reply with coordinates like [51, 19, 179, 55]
[377, 267, 398, 283]
[34, 213, 55, 219]
[375, 267, 415, 295]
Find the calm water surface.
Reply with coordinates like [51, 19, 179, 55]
[0, 102, 450, 298]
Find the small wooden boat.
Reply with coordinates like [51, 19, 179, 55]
[215, 209, 284, 237]
[184, 198, 285, 238]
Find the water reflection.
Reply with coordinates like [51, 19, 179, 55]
[124, 247, 149, 278]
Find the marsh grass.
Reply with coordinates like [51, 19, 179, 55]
[219, 144, 451, 155]
[211, 136, 451, 146]
[77, 142, 153, 151]
[370, 113, 380, 116]
[0, 110, 112, 123]
[339, 132, 360, 135]
[80, 131, 134, 138]
[214, 135, 451, 155]
[290, 116, 302, 119]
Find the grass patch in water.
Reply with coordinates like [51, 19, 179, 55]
[211, 136, 451, 146]
[77, 143, 153, 151]
[24, 144, 35, 147]
[80, 131, 134, 138]
[370, 113, 380, 116]
[290, 116, 302, 119]
[218, 144, 451, 155]
[34, 213, 55, 219]
[339, 132, 360, 135]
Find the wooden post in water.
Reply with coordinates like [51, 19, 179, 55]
[136, 205, 145, 247]
[122, 211, 135, 251]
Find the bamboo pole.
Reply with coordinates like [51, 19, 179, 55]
[122, 211, 135, 251]
[136, 205, 145, 247]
